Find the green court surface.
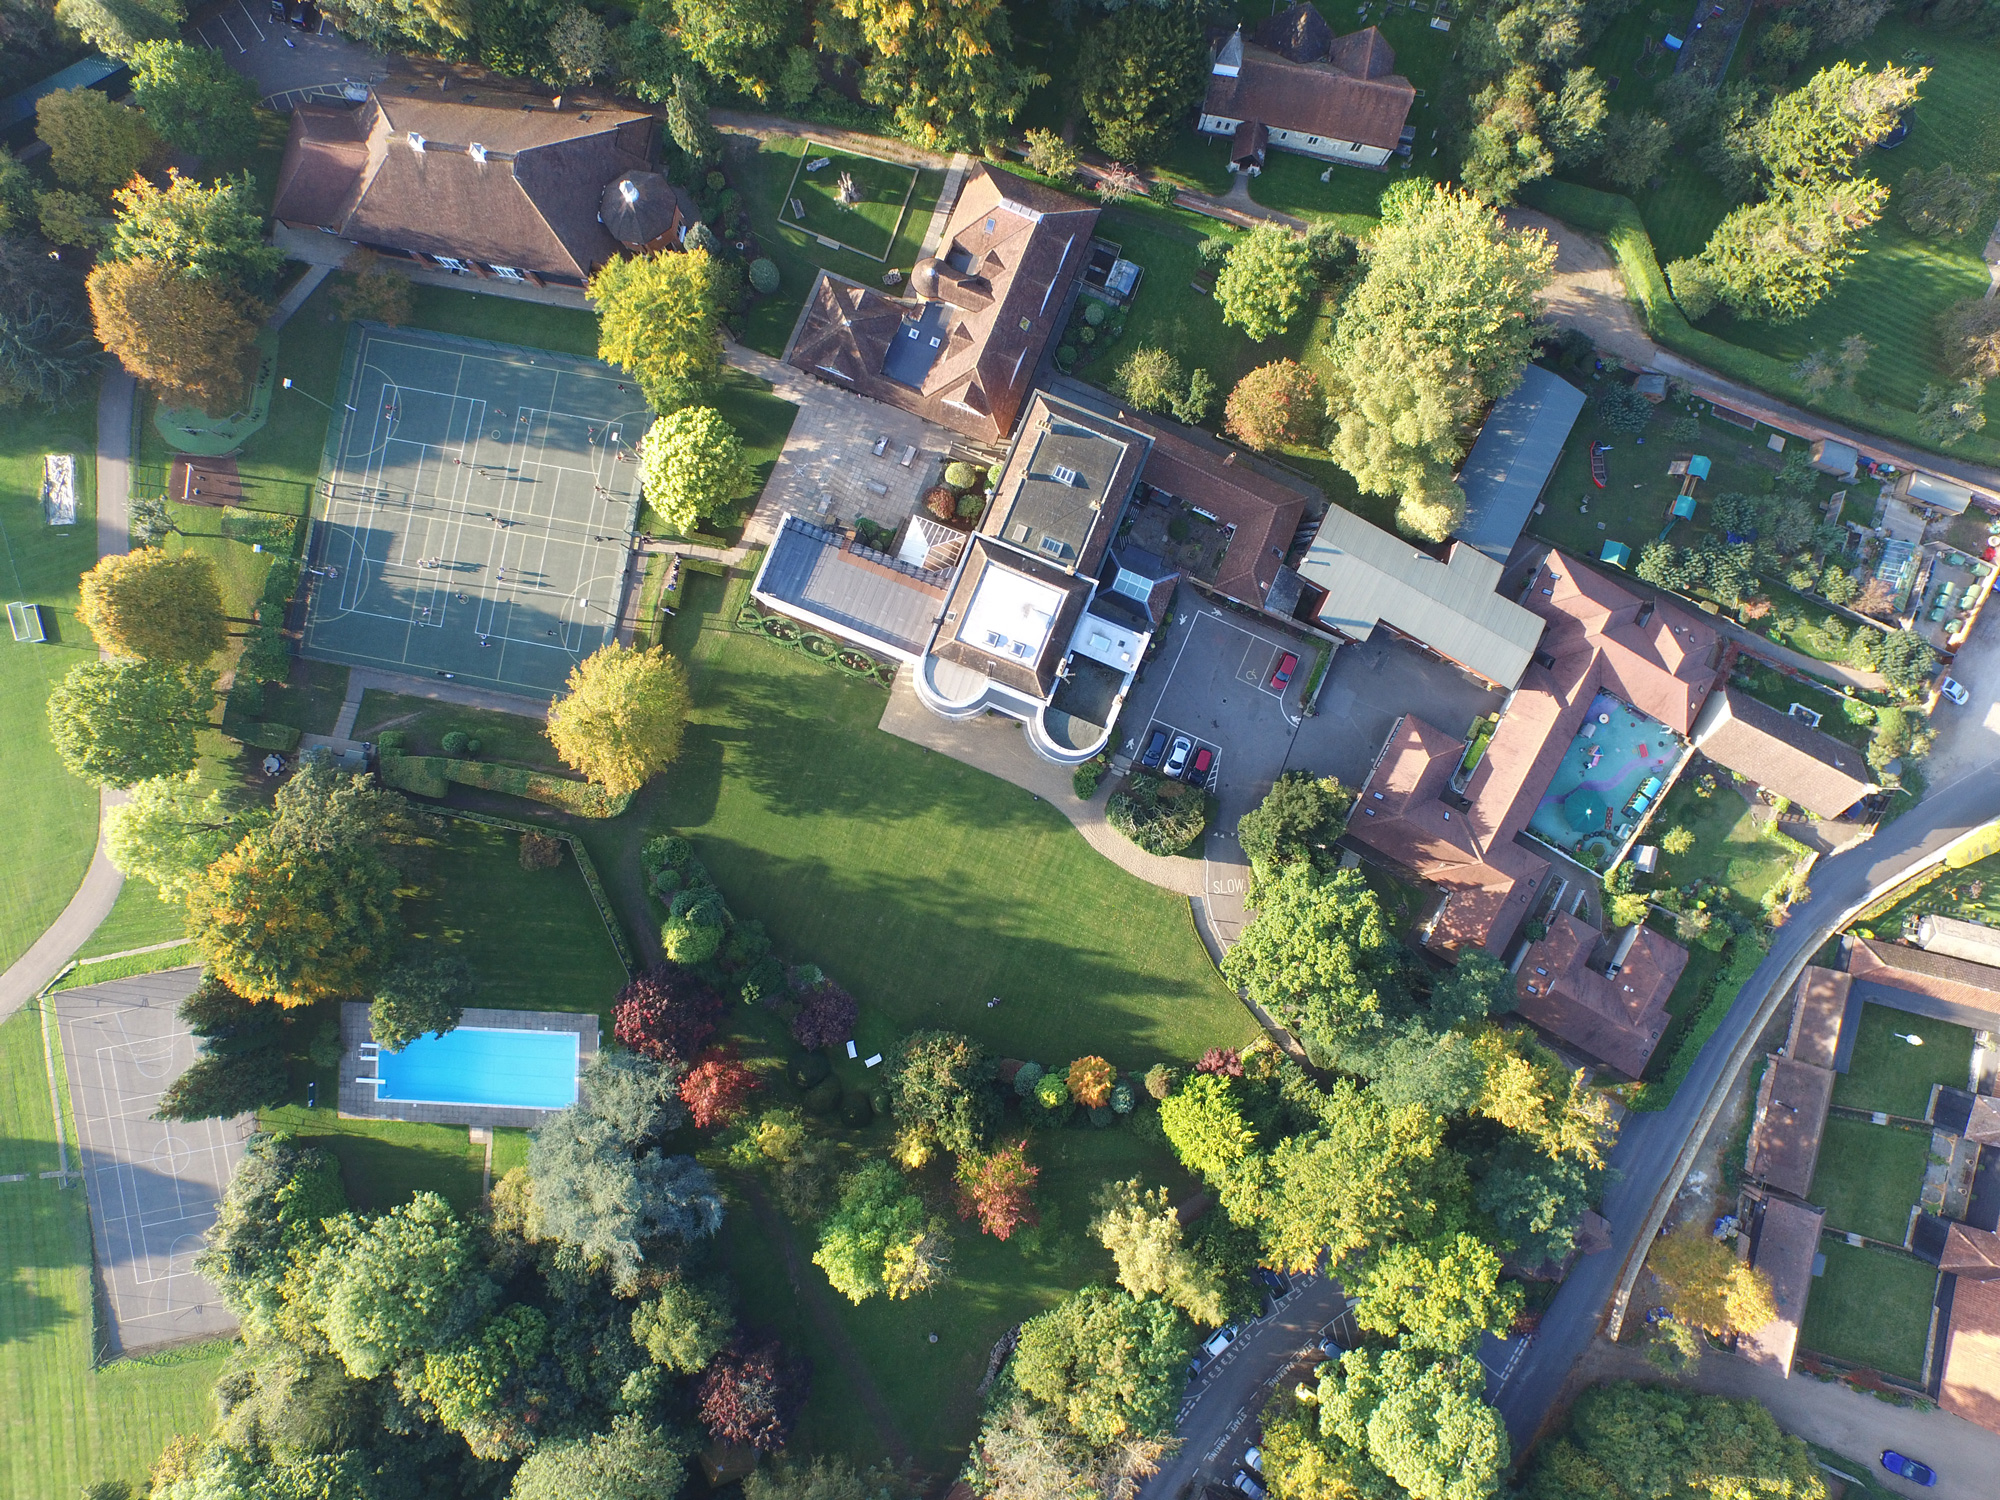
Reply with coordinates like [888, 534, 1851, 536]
[299, 324, 651, 699]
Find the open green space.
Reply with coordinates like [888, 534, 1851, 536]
[778, 142, 920, 260]
[259, 658, 351, 739]
[1797, 1239, 1937, 1381]
[0, 1010, 225, 1500]
[0, 397, 109, 977]
[732, 134, 946, 356]
[1637, 774, 1804, 918]
[257, 1104, 490, 1214]
[1808, 1116, 1929, 1243]
[1830, 1003, 1975, 1118]
[75, 880, 188, 960]
[355, 689, 565, 769]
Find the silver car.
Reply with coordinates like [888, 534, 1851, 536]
[1164, 735, 1193, 778]
[1939, 676, 1969, 706]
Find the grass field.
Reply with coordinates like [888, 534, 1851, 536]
[0, 1009, 225, 1500]
[1808, 1116, 1929, 1242]
[1636, 775, 1803, 918]
[355, 689, 564, 768]
[75, 880, 187, 960]
[1830, 1003, 1976, 1117]
[1798, 1240, 1937, 1380]
[257, 657, 351, 738]
[733, 135, 946, 356]
[779, 143, 920, 261]
[0, 397, 108, 977]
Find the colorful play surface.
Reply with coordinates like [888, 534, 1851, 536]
[1527, 690, 1685, 858]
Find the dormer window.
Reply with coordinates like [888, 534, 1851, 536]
[407, 131, 426, 152]
[468, 142, 487, 163]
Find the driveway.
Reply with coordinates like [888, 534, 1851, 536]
[1925, 600, 2000, 790]
[1141, 1274, 1350, 1500]
[1294, 636, 1506, 789]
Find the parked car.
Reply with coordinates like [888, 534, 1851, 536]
[1257, 1267, 1289, 1296]
[1940, 676, 1970, 706]
[1188, 746, 1214, 784]
[1164, 735, 1192, 778]
[1269, 651, 1299, 691]
[1880, 1451, 1936, 1486]
[1200, 1324, 1241, 1363]
[1242, 1449, 1262, 1476]
[1231, 1472, 1265, 1500]
[1141, 728, 1168, 769]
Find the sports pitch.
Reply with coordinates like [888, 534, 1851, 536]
[301, 325, 652, 699]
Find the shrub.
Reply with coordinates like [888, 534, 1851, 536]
[441, 730, 469, 755]
[1109, 1080, 1135, 1115]
[944, 461, 981, 490]
[519, 832, 566, 870]
[1073, 756, 1107, 799]
[1055, 345, 1077, 370]
[664, 914, 723, 965]
[614, 966, 723, 1066]
[1033, 1070, 1072, 1120]
[1143, 1063, 1176, 1100]
[1012, 1060, 1044, 1098]
[748, 258, 780, 294]
[466, 737, 482, 755]
[1598, 384, 1654, 432]
[1196, 235, 1232, 268]
[1195, 1047, 1242, 1078]
[925, 485, 958, 521]
[792, 983, 858, 1051]
[739, 953, 787, 1005]
[1083, 300, 1106, 327]
[1107, 775, 1209, 856]
[681, 1048, 760, 1129]
[1067, 1055, 1116, 1109]
[956, 493, 984, 520]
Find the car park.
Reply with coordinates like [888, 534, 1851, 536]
[1242, 1449, 1262, 1476]
[1188, 746, 1214, 784]
[1880, 1451, 1937, 1486]
[1940, 676, 1969, 706]
[1141, 728, 1168, 769]
[1231, 1472, 1265, 1500]
[1269, 651, 1298, 691]
[1164, 735, 1192, 778]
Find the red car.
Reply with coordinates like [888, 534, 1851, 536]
[1270, 652, 1299, 691]
[1188, 747, 1214, 784]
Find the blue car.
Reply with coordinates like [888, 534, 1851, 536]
[1881, 1450, 1937, 1486]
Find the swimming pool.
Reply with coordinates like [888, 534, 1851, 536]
[374, 1025, 580, 1110]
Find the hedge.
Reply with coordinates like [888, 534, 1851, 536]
[228, 719, 302, 752]
[1628, 929, 1771, 1111]
[733, 601, 899, 687]
[375, 732, 634, 817]
[1518, 180, 2000, 469]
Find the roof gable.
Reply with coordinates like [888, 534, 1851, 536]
[1693, 687, 1877, 818]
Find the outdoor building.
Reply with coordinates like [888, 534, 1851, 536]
[1738, 1194, 1827, 1377]
[1342, 553, 1723, 956]
[1743, 1053, 1834, 1198]
[1846, 937, 2000, 1031]
[1511, 911, 1688, 1078]
[1199, 6, 1417, 172]
[272, 89, 661, 286]
[1690, 686, 1880, 820]
[750, 517, 954, 663]
[1786, 965, 1857, 1072]
[1939, 1271, 2000, 1438]
[1896, 470, 1980, 514]
[1918, 914, 2000, 969]
[786, 166, 1100, 443]
[1455, 366, 1589, 565]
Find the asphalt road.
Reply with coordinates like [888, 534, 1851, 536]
[1142, 1276, 1349, 1500]
[1494, 696, 2000, 1450]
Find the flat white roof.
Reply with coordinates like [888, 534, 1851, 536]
[1069, 610, 1147, 671]
[958, 561, 1065, 665]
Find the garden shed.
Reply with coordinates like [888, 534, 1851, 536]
[1809, 439, 1859, 480]
[1897, 470, 1977, 514]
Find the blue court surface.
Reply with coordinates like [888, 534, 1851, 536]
[376, 1025, 580, 1110]
[300, 323, 653, 699]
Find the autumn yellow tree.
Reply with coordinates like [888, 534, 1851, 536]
[587, 248, 726, 413]
[88, 258, 258, 411]
[78, 548, 226, 663]
[1646, 1228, 1777, 1338]
[546, 644, 691, 798]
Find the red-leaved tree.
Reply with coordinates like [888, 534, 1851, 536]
[613, 965, 722, 1067]
[791, 983, 858, 1051]
[1195, 1047, 1243, 1078]
[1224, 360, 1323, 452]
[680, 1048, 760, 1129]
[955, 1139, 1039, 1241]
[697, 1335, 811, 1450]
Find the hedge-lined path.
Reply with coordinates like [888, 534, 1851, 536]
[1508, 208, 2000, 498]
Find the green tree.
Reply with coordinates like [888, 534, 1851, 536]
[1113, 345, 1184, 414]
[1427, 951, 1512, 1029]
[663, 72, 720, 162]
[1351, 1233, 1522, 1352]
[548, 4, 618, 85]
[1316, 1346, 1509, 1500]
[508, 1414, 691, 1500]
[52, 0, 184, 60]
[887, 1029, 999, 1156]
[746, 1455, 911, 1500]
[1159, 1072, 1259, 1189]
[525, 1105, 723, 1291]
[1899, 162, 1991, 238]
[1519, 1383, 1825, 1500]
[814, 1160, 936, 1303]
[1076, 0, 1209, 164]
[632, 1278, 734, 1372]
[1598, 111, 1671, 195]
[195, 1132, 346, 1337]
[545, 643, 692, 797]
[1940, 297, 2000, 381]
[1220, 866, 1402, 1059]
[820, 0, 1039, 150]
[47, 658, 215, 787]
[128, 41, 258, 159]
[105, 774, 256, 904]
[1214, 224, 1315, 342]
[104, 170, 282, 292]
[87, 257, 260, 411]
[1474, 1137, 1601, 1266]
[1091, 1178, 1229, 1326]
[370, 950, 475, 1051]
[1021, 128, 1078, 182]
[668, 0, 800, 101]
[637, 405, 753, 536]
[34, 86, 158, 195]
[0, 148, 34, 234]
[309, 1192, 492, 1379]
[1645, 1229, 1777, 1338]
[1917, 377, 1989, 447]
[1012, 1285, 1192, 1444]
[1689, 181, 1889, 322]
[1747, 62, 1925, 190]
[1601, 863, 1649, 928]
[1223, 360, 1323, 452]
[412, 1303, 549, 1458]
[1234, 771, 1350, 874]
[589, 247, 727, 412]
[77, 548, 226, 663]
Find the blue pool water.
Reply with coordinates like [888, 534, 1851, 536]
[375, 1026, 579, 1109]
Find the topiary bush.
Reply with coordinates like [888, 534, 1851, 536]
[925, 485, 958, 521]
[1066, 1055, 1115, 1108]
[749, 258, 781, 294]
[788, 1051, 832, 1090]
[956, 493, 984, 520]
[1055, 345, 1077, 371]
[466, 737, 482, 755]
[1109, 1080, 1134, 1115]
[1033, 1070, 1073, 1121]
[442, 730, 470, 756]
[1143, 1063, 1176, 1100]
[739, 953, 787, 1005]
[1012, 1060, 1044, 1099]
[943, 461, 981, 490]
[1083, 300, 1106, 327]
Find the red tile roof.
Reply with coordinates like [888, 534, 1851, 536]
[1203, 43, 1416, 152]
[1943, 1222, 2000, 1280]
[1849, 938, 2000, 1015]
[1787, 966, 1852, 1072]
[1511, 911, 1685, 1078]
[1941, 1274, 2000, 1437]
[1741, 1196, 1826, 1377]
[1744, 1055, 1835, 1198]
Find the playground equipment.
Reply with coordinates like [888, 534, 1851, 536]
[1660, 454, 1710, 539]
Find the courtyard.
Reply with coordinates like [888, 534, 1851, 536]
[1524, 690, 1685, 861]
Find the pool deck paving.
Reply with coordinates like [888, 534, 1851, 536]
[338, 1003, 599, 1129]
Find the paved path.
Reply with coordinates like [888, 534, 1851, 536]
[1508, 207, 2000, 499]
[266, 263, 330, 329]
[0, 371, 137, 1023]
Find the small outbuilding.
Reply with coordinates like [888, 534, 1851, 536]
[1809, 438, 1859, 479]
[1897, 470, 1978, 515]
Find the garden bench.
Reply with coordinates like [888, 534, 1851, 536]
[7, 602, 43, 642]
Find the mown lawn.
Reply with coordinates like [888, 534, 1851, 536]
[1798, 1240, 1937, 1381]
[1830, 1002, 1975, 1118]
[0, 1010, 225, 1500]
[1637, 774, 1803, 917]
[0, 396, 107, 976]
[1807, 1116, 1929, 1243]
[779, 142, 919, 260]
[74, 880, 188, 960]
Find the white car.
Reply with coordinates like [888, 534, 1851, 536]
[1232, 1473, 1266, 1500]
[1939, 676, 1970, 706]
[1243, 1448, 1263, 1476]
[1164, 735, 1193, 779]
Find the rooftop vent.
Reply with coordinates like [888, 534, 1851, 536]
[619, 178, 639, 204]
[1051, 464, 1079, 486]
[407, 131, 426, 152]
[468, 142, 487, 163]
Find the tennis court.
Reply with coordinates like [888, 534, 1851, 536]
[300, 325, 652, 699]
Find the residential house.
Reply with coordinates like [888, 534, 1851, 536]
[1743, 1054, 1835, 1198]
[786, 165, 1099, 444]
[1738, 1195, 1827, 1377]
[1199, 5, 1417, 171]
[1939, 1226, 2000, 1437]
[1846, 936, 2000, 1031]
[272, 90, 667, 287]
[1512, 911, 1687, 1079]
[1690, 687, 1879, 819]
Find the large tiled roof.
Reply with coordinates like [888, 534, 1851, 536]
[1203, 42, 1416, 151]
[787, 166, 1098, 443]
[272, 91, 654, 279]
[1941, 1274, 2000, 1437]
[1692, 687, 1878, 819]
[1786, 966, 1852, 1072]
[1117, 416, 1308, 609]
[1741, 1195, 1826, 1377]
[1848, 938, 2000, 1027]
[1510, 911, 1685, 1078]
[980, 392, 1149, 579]
[1744, 1055, 1834, 1198]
